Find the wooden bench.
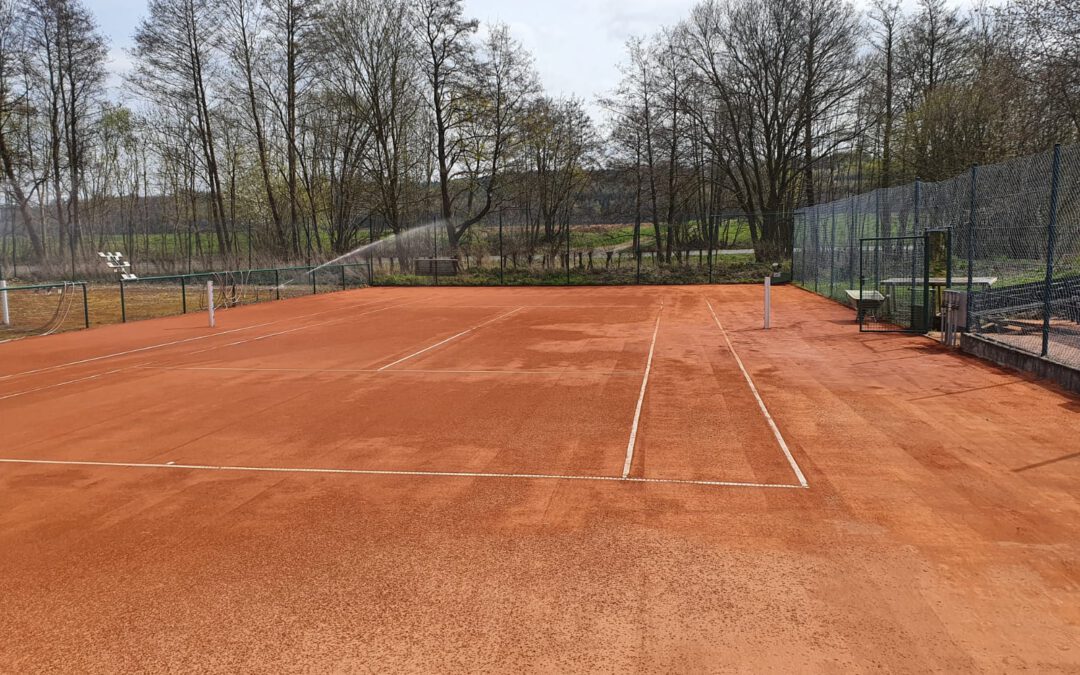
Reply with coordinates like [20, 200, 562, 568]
[414, 258, 460, 276]
[969, 275, 1080, 331]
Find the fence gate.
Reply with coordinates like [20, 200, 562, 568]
[858, 235, 931, 333]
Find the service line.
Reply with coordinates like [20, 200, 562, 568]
[704, 298, 809, 488]
[182, 298, 423, 357]
[0, 367, 131, 402]
[621, 307, 663, 478]
[376, 307, 524, 371]
[0, 457, 806, 490]
[0, 292, 405, 383]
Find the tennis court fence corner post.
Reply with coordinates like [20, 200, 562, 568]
[0, 279, 8, 326]
[1042, 143, 1063, 358]
[119, 278, 126, 323]
[764, 275, 772, 329]
[81, 283, 89, 328]
[207, 280, 215, 328]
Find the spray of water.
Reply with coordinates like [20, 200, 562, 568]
[277, 219, 447, 290]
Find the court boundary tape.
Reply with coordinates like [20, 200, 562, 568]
[0, 458, 807, 489]
[704, 298, 810, 488]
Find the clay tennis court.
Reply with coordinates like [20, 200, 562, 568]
[1, 284, 1078, 671]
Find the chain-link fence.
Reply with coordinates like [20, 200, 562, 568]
[356, 209, 780, 287]
[0, 281, 89, 340]
[793, 144, 1080, 369]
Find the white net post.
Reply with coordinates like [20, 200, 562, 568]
[207, 280, 215, 328]
[764, 276, 772, 329]
[0, 279, 9, 326]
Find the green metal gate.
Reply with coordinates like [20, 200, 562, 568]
[858, 235, 931, 333]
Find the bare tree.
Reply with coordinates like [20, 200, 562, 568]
[682, 0, 861, 260]
[264, 0, 322, 260]
[0, 0, 46, 259]
[446, 24, 538, 249]
[415, 0, 476, 245]
[323, 0, 418, 243]
[132, 0, 232, 257]
[869, 0, 902, 188]
[223, 0, 287, 251]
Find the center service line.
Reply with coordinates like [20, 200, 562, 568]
[621, 307, 663, 479]
[376, 307, 524, 371]
[704, 298, 808, 488]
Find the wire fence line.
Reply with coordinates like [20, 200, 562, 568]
[0, 262, 369, 341]
[793, 143, 1080, 369]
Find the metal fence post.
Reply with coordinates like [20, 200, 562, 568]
[1042, 144, 1062, 357]
[945, 227, 953, 289]
[274, 269, 281, 300]
[566, 221, 571, 285]
[312, 266, 317, 295]
[340, 264, 346, 291]
[498, 209, 505, 286]
[120, 279, 126, 323]
[829, 201, 837, 298]
[181, 276, 187, 314]
[434, 217, 440, 287]
[368, 216, 375, 286]
[812, 205, 820, 291]
[967, 165, 977, 298]
[81, 283, 89, 328]
[708, 214, 715, 284]
[875, 189, 881, 239]
[914, 179, 921, 231]
[636, 237, 641, 284]
[922, 233, 932, 331]
[849, 198, 856, 292]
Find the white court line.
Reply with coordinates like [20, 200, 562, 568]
[0, 367, 131, 402]
[704, 299, 809, 488]
[0, 458, 806, 489]
[183, 298, 420, 357]
[621, 308, 663, 478]
[135, 365, 639, 376]
[376, 307, 524, 371]
[0, 321, 276, 382]
[0, 294, 403, 382]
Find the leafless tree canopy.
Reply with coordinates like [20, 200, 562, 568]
[0, 0, 1075, 273]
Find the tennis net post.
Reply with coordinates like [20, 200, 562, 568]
[764, 276, 772, 329]
[208, 280, 215, 328]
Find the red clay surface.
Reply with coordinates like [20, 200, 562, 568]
[1, 284, 1078, 672]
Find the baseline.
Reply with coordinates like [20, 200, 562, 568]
[0, 457, 806, 489]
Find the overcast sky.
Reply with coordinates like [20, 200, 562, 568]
[88, 0, 970, 122]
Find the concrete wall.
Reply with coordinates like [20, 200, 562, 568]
[960, 334, 1080, 395]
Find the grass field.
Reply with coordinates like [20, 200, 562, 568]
[0, 284, 1077, 671]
